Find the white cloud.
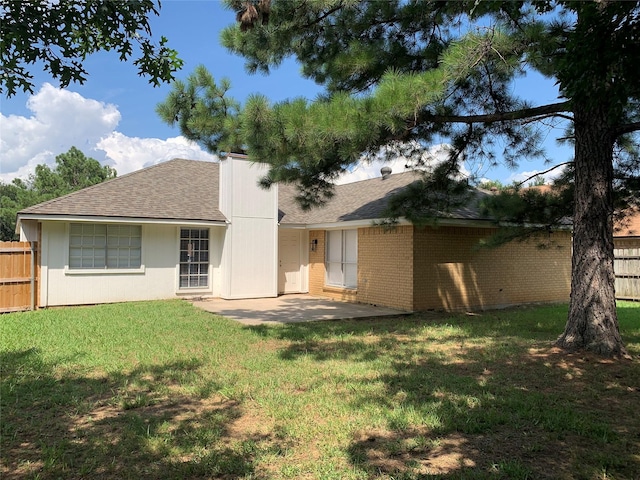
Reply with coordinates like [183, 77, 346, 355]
[97, 133, 216, 175]
[504, 166, 566, 186]
[0, 83, 216, 183]
[335, 156, 413, 185]
[336, 143, 469, 184]
[1, 83, 120, 176]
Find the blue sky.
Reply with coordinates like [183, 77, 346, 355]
[0, 0, 572, 185]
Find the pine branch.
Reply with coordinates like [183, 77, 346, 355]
[616, 121, 640, 136]
[416, 101, 571, 126]
[513, 161, 573, 188]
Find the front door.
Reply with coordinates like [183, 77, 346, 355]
[278, 229, 302, 293]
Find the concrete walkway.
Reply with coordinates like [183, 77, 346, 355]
[190, 294, 407, 325]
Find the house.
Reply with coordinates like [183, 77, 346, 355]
[17, 154, 572, 311]
[614, 207, 640, 301]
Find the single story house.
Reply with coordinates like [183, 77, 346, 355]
[17, 154, 571, 311]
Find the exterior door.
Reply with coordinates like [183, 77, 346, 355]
[278, 229, 302, 293]
[179, 228, 209, 289]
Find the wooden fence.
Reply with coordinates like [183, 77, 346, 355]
[0, 242, 39, 313]
[614, 239, 640, 302]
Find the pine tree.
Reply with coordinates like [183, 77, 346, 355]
[158, 1, 640, 357]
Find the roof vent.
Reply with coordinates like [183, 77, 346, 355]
[380, 166, 392, 180]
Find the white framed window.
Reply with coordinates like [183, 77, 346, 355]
[69, 223, 141, 269]
[179, 228, 209, 288]
[326, 229, 357, 288]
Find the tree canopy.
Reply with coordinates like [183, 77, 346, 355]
[0, 147, 116, 241]
[0, 0, 183, 97]
[158, 0, 640, 357]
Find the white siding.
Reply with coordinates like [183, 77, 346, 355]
[210, 227, 225, 297]
[219, 154, 278, 299]
[19, 219, 39, 242]
[231, 160, 277, 218]
[228, 217, 277, 297]
[40, 221, 218, 306]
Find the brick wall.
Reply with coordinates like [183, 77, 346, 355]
[307, 227, 415, 309]
[307, 226, 571, 312]
[413, 226, 572, 311]
[357, 226, 414, 311]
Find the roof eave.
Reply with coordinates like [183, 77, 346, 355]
[304, 217, 496, 230]
[16, 213, 228, 227]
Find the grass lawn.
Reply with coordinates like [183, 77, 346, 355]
[1, 300, 639, 480]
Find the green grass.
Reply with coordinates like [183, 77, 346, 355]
[1, 300, 639, 479]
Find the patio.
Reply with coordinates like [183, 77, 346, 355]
[190, 294, 407, 325]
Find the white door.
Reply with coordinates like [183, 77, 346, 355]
[278, 229, 302, 293]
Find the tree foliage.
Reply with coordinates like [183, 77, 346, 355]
[0, 147, 115, 241]
[0, 0, 183, 97]
[158, 0, 640, 356]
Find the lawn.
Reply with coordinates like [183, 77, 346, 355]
[1, 300, 639, 480]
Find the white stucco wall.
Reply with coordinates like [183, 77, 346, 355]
[39, 221, 223, 306]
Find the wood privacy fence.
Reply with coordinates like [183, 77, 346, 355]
[614, 239, 640, 302]
[0, 242, 39, 313]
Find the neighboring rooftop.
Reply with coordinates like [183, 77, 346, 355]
[615, 207, 640, 237]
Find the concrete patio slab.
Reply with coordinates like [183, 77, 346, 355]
[190, 294, 407, 325]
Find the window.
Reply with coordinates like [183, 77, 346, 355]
[179, 229, 209, 288]
[69, 223, 141, 269]
[326, 229, 357, 288]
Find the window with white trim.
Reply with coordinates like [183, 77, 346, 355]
[326, 229, 357, 288]
[69, 223, 141, 269]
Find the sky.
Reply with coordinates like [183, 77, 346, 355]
[0, 0, 573, 186]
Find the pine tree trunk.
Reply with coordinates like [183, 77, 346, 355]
[556, 104, 627, 357]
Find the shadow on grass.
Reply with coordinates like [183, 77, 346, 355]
[3, 302, 637, 479]
[0, 349, 278, 480]
[348, 348, 639, 479]
[247, 307, 640, 479]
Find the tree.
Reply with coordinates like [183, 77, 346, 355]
[158, 1, 640, 357]
[0, 0, 183, 97]
[0, 147, 115, 240]
[0, 179, 40, 241]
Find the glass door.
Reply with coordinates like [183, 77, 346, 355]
[179, 229, 209, 288]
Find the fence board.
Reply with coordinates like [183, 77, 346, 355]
[614, 240, 640, 301]
[0, 241, 39, 313]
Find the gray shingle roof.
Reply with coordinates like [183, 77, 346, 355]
[19, 159, 226, 222]
[278, 171, 491, 225]
[20, 158, 489, 225]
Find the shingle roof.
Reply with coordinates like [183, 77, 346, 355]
[19, 158, 490, 225]
[19, 159, 225, 222]
[278, 171, 491, 225]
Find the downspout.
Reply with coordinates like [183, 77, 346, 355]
[30, 241, 35, 311]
